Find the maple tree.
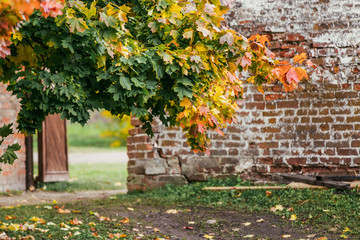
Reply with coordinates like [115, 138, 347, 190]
[0, 0, 314, 167]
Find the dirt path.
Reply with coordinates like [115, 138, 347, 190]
[94, 205, 336, 240]
[0, 189, 127, 207]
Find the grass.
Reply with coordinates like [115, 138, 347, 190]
[1, 178, 360, 239]
[116, 178, 360, 237]
[33, 121, 127, 150]
[35, 163, 128, 192]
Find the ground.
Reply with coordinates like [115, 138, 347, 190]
[1, 179, 358, 240]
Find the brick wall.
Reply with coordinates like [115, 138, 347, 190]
[0, 83, 26, 192]
[127, 0, 360, 190]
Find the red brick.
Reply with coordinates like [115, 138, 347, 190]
[312, 116, 333, 123]
[258, 142, 279, 148]
[337, 149, 358, 156]
[258, 158, 274, 165]
[127, 135, 148, 144]
[161, 140, 179, 147]
[128, 128, 139, 135]
[131, 118, 142, 126]
[277, 101, 298, 108]
[136, 143, 153, 151]
[332, 124, 353, 131]
[347, 116, 360, 122]
[261, 127, 281, 133]
[351, 141, 360, 147]
[127, 152, 145, 159]
[286, 158, 306, 165]
[326, 141, 350, 148]
[265, 94, 286, 101]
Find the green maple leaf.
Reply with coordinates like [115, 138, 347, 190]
[0, 143, 21, 167]
[0, 124, 13, 138]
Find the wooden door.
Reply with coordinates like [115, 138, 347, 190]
[38, 114, 69, 182]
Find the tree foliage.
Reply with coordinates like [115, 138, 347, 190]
[0, 0, 313, 164]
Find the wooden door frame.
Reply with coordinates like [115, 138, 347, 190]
[38, 117, 69, 182]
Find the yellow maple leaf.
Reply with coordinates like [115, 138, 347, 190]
[204, 234, 214, 239]
[289, 214, 297, 221]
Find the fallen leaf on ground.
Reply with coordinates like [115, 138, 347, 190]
[188, 221, 196, 224]
[204, 234, 214, 239]
[183, 226, 194, 230]
[342, 227, 350, 234]
[289, 214, 297, 221]
[266, 190, 272, 197]
[5, 215, 17, 220]
[52, 200, 57, 204]
[99, 216, 111, 222]
[69, 218, 83, 225]
[30, 217, 46, 224]
[232, 228, 240, 232]
[307, 234, 317, 237]
[281, 235, 291, 238]
[166, 209, 179, 214]
[242, 222, 252, 226]
[43, 206, 52, 209]
[243, 235, 254, 238]
[127, 208, 134, 211]
[120, 217, 129, 223]
[153, 228, 160, 232]
[340, 235, 348, 239]
[57, 208, 70, 214]
[114, 233, 127, 238]
[315, 237, 328, 240]
[206, 219, 217, 224]
[256, 218, 264, 223]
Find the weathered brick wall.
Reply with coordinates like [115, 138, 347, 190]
[0, 83, 26, 192]
[127, 0, 360, 190]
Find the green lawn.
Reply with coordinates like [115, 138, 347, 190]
[35, 163, 128, 192]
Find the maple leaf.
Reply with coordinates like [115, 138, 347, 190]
[240, 57, 251, 68]
[199, 106, 210, 115]
[183, 28, 193, 39]
[293, 52, 307, 64]
[285, 67, 299, 84]
[196, 123, 206, 134]
[295, 67, 308, 80]
[184, 3, 197, 13]
[197, 27, 213, 39]
[114, 233, 127, 238]
[219, 32, 234, 46]
[120, 217, 129, 223]
[69, 218, 83, 225]
[40, 0, 64, 18]
[158, 51, 174, 64]
[265, 47, 275, 58]
[180, 98, 192, 108]
[204, 3, 216, 16]
[148, 22, 157, 33]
